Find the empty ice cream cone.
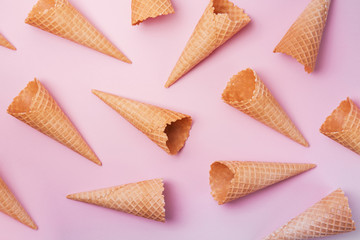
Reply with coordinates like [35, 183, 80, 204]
[0, 33, 16, 50]
[320, 98, 360, 155]
[25, 0, 131, 63]
[264, 189, 356, 240]
[0, 176, 37, 229]
[165, 0, 250, 88]
[210, 161, 316, 204]
[131, 0, 174, 25]
[7, 79, 101, 165]
[67, 178, 165, 222]
[274, 0, 331, 73]
[92, 89, 192, 155]
[222, 68, 308, 146]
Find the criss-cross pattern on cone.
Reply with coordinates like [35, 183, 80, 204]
[274, 0, 331, 73]
[0, 177, 37, 229]
[0, 33, 16, 50]
[25, 0, 131, 63]
[67, 178, 165, 222]
[210, 161, 316, 204]
[165, 0, 250, 88]
[7, 79, 101, 165]
[131, 0, 174, 25]
[92, 89, 192, 155]
[264, 189, 356, 240]
[320, 98, 360, 155]
[222, 68, 308, 146]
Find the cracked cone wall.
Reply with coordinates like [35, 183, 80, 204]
[131, 0, 174, 25]
[25, 0, 131, 63]
[7, 79, 101, 165]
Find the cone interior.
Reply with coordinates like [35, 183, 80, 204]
[209, 162, 234, 204]
[222, 68, 256, 103]
[164, 117, 192, 154]
[320, 99, 351, 133]
[213, 0, 244, 21]
[7, 81, 38, 114]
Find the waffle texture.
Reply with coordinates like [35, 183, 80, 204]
[165, 0, 250, 87]
[274, 0, 331, 73]
[264, 189, 356, 239]
[7, 79, 101, 165]
[92, 89, 192, 155]
[222, 68, 308, 146]
[25, 0, 131, 63]
[0, 177, 37, 229]
[131, 0, 174, 25]
[210, 161, 315, 204]
[67, 179, 165, 222]
[0, 33, 16, 50]
[320, 98, 360, 155]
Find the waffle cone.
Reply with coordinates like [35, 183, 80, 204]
[25, 0, 131, 63]
[274, 0, 331, 73]
[92, 89, 192, 155]
[0, 33, 16, 50]
[222, 68, 308, 146]
[0, 177, 37, 229]
[210, 161, 315, 204]
[7, 79, 101, 165]
[320, 98, 360, 155]
[264, 189, 356, 239]
[67, 178, 165, 222]
[165, 0, 250, 88]
[131, 0, 174, 25]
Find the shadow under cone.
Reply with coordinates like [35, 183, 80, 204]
[274, 0, 331, 73]
[7, 79, 101, 165]
[210, 161, 316, 204]
[92, 89, 192, 155]
[25, 0, 131, 63]
[0, 177, 37, 229]
[222, 68, 308, 146]
[165, 0, 250, 87]
[67, 178, 165, 222]
[264, 189, 355, 239]
[131, 0, 174, 25]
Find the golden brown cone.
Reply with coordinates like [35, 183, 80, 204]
[67, 178, 165, 222]
[210, 161, 316, 204]
[7, 79, 101, 165]
[0, 176, 37, 229]
[320, 98, 360, 155]
[165, 0, 250, 88]
[25, 0, 131, 63]
[92, 89, 192, 155]
[131, 0, 174, 25]
[264, 189, 356, 240]
[0, 33, 16, 50]
[222, 68, 308, 146]
[274, 0, 331, 73]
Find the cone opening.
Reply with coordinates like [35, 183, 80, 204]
[209, 162, 234, 204]
[222, 68, 256, 103]
[320, 99, 352, 133]
[28, 0, 56, 16]
[7, 80, 39, 114]
[164, 117, 192, 154]
[213, 0, 246, 22]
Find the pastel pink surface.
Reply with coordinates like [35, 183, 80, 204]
[0, 0, 360, 239]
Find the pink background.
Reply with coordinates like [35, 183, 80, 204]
[1, 0, 360, 239]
